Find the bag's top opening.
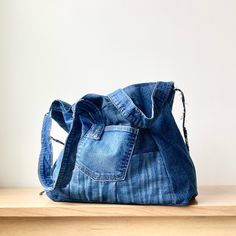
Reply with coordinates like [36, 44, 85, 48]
[108, 82, 174, 128]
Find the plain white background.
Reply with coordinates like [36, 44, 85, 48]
[0, 0, 235, 187]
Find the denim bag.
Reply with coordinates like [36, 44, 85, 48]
[38, 82, 198, 205]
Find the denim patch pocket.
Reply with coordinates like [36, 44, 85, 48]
[75, 125, 139, 181]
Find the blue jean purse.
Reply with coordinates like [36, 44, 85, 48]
[38, 82, 198, 205]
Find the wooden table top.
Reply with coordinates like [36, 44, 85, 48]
[0, 186, 235, 217]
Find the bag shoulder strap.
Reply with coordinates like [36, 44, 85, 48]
[174, 88, 190, 151]
[38, 100, 74, 191]
[38, 99, 104, 193]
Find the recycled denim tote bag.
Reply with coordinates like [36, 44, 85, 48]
[38, 81, 198, 205]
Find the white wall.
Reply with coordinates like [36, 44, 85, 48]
[0, 0, 235, 187]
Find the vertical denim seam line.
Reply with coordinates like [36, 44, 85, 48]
[120, 129, 139, 181]
[159, 151, 177, 204]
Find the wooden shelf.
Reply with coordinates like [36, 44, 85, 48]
[0, 186, 236, 217]
[0, 186, 236, 236]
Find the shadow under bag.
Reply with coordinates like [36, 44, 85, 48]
[38, 81, 198, 205]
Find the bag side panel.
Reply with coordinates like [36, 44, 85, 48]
[151, 104, 198, 205]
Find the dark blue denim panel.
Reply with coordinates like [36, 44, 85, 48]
[133, 128, 159, 154]
[150, 104, 198, 204]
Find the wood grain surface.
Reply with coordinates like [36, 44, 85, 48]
[0, 186, 235, 236]
[0, 186, 235, 217]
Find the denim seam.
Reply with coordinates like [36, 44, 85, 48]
[108, 93, 142, 127]
[54, 126, 77, 188]
[75, 162, 124, 181]
[104, 125, 138, 134]
[159, 151, 177, 204]
[120, 128, 139, 182]
[107, 84, 174, 128]
[54, 99, 104, 188]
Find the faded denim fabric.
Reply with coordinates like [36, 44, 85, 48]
[38, 82, 198, 205]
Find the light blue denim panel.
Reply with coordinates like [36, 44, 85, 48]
[69, 169, 117, 203]
[116, 152, 175, 205]
[39, 81, 198, 205]
[47, 151, 175, 205]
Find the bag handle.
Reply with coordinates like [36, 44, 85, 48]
[38, 100, 74, 192]
[38, 99, 104, 193]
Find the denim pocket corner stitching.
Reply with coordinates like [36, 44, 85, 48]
[75, 161, 124, 181]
